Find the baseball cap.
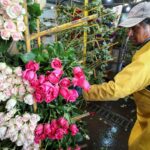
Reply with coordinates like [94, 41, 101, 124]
[119, 2, 150, 27]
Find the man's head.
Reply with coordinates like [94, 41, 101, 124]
[119, 2, 150, 44]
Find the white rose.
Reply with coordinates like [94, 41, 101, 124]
[17, 140, 23, 146]
[0, 74, 7, 82]
[24, 94, 34, 105]
[30, 114, 40, 125]
[15, 115, 23, 130]
[18, 85, 26, 97]
[21, 123, 29, 134]
[6, 4, 22, 19]
[17, 21, 26, 32]
[22, 113, 31, 122]
[10, 133, 18, 142]
[0, 62, 7, 70]
[0, 126, 7, 140]
[0, 92, 7, 102]
[4, 66, 12, 75]
[5, 98, 17, 111]
[0, 112, 4, 125]
[14, 67, 22, 76]
[11, 86, 18, 95]
[1, 29, 11, 40]
[6, 108, 17, 120]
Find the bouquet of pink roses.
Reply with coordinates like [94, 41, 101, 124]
[22, 58, 90, 149]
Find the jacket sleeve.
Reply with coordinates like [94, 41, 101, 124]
[83, 54, 150, 101]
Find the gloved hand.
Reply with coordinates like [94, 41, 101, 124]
[74, 86, 82, 96]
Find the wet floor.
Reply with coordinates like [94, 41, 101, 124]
[82, 98, 136, 150]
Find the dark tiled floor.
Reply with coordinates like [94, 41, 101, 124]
[82, 98, 136, 150]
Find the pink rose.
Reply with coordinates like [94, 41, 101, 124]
[34, 136, 40, 144]
[25, 61, 39, 71]
[51, 58, 62, 69]
[22, 69, 37, 81]
[34, 91, 43, 103]
[67, 89, 78, 102]
[0, 0, 11, 7]
[69, 124, 79, 136]
[59, 77, 71, 87]
[6, 4, 22, 19]
[75, 145, 81, 150]
[72, 77, 90, 91]
[35, 124, 44, 136]
[1, 29, 10, 40]
[45, 85, 59, 103]
[57, 117, 69, 129]
[30, 80, 39, 89]
[47, 69, 63, 84]
[55, 128, 64, 140]
[44, 123, 51, 135]
[39, 81, 53, 93]
[73, 67, 85, 78]
[4, 20, 16, 32]
[38, 75, 45, 84]
[12, 32, 23, 41]
[59, 87, 70, 99]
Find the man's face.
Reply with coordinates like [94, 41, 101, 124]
[128, 24, 146, 45]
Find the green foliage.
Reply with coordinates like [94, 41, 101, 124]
[57, 0, 117, 84]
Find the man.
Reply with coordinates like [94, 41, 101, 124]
[83, 2, 150, 150]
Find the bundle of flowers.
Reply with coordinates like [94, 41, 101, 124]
[0, 62, 34, 106]
[0, 62, 40, 149]
[0, 112, 40, 150]
[21, 58, 90, 149]
[22, 58, 90, 104]
[0, 0, 26, 41]
[0, 55, 90, 149]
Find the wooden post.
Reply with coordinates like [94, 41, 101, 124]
[83, 0, 89, 65]
[23, 0, 31, 52]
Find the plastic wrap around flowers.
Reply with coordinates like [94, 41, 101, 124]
[22, 58, 90, 103]
[0, 0, 26, 41]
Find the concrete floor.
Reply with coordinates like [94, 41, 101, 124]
[82, 98, 136, 150]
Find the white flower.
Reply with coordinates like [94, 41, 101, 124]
[0, 126, 7, 140]
[5, 98, 17, 111]
[4, 67, 12, 75]
[10, 133, 18, 142]
[15, 115, 23, 130]
[22, 113, 31, 122]
[0, 74, 7, 82]
[0, 112, 4, 125]
[11, 86, 18, 95]
[6, 108, 17, 120]
[18, 85, 26, 96]
[21, 123, 29, 134]
[17, 133, 25, 146]
[0, 62, 7, 71]
[24, 94, 34, 105]
[14, 67, 22, 76]
[30, 114, 40, 125]
[0, 92, 7, 102]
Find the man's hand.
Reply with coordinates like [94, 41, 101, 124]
[75, 86, 82, 96]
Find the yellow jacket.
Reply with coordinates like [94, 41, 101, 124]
[83, 41, 150, 150]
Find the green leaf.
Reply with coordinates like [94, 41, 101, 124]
[20, 52, 35, 63]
